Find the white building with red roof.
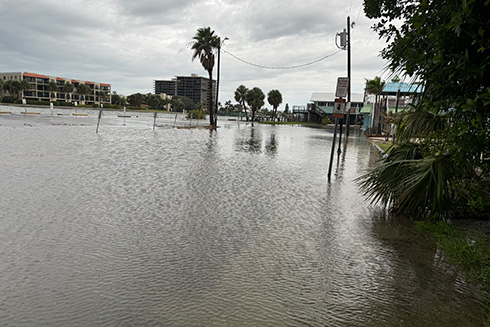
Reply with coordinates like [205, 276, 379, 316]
[0, 72, 111, 105]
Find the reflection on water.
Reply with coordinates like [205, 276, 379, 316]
[0, 112, 486, 326]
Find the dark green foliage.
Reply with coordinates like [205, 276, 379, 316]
[127, 93, 144, 107]
[191, 27, 220, 126]
[1, 96, 20, 104]
[173, 95, 197, 111]
[267, 89, 282, 120]
[245, 87, 265, 121]
[360, 0, 490, 219]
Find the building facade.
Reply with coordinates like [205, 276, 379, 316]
[154, 74, 215, 110]
[0, 72, 111, 105]
[154, 79, 177, 96]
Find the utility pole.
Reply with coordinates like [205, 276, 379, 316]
[215, 37, 228, 127]
[346, 16, 352, 137]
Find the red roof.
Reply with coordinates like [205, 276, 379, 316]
[23, 72, 49, 79]
[85, 81, 94, 85]
[100, 83, 110, 87]
[56, 77, 64, 81]
[71, 80, 79, 83]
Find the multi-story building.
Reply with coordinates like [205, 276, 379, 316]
[0, 72, 111, 105]
[154, 79, 177, 96]
[154, 74, 215, 110]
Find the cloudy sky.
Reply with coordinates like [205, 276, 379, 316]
[0, 0, 390, 108]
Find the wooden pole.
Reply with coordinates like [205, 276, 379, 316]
[328, 118, 339, 181]
[96, 109, 102, 133]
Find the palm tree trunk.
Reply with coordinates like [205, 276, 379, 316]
[243, 101, 249, 121]
[373, 96, 379, 135]
[208, 71, 214, 127]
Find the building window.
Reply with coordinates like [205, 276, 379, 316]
[317, 102, 326, 106]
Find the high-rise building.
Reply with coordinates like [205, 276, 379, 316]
[154, 79, 177, 96]
[154, 74, 215, 110]
[0, 72, 111, 105]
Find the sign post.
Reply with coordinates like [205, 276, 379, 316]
[335, 77, 349, 98]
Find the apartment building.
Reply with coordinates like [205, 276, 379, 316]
[0, 72, 111, 105]
[154, 74, 215, 110]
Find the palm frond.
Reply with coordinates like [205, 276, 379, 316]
[358, 143, 453, 219]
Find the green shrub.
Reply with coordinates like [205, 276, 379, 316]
[54, 101, 72, 107]
[2, 96, 20, 104]
[186, 109, 206, 119]
[321, 117, 330, 125]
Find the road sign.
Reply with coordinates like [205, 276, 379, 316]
[335, 77, 349, 98]
[333, 98, 346, 118]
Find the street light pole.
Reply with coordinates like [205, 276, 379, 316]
[346, 16, 352, 136]
[215, 37, 228, 127]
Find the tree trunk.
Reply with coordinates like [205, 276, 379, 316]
[208, 71, 214, 127]
[373, 96, 379, 135]
[241, 101, 248, 121]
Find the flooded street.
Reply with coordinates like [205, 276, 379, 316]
[0, 107, 486, 326]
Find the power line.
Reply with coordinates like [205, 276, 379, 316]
[221, 49, 343, 70]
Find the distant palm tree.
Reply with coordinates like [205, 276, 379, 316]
[365, 76, 385, 134]
[234, 85, 249, 121]
[191, 27, 220, 127]
[246, 87, 265, 122]
[76, 84, 91, 105]
[5, 80, 22, 99]
[267, 89, 282, 122]
[64, 82, 74, 102]
[48, 81, 58, 103]
[20, 79, 30, 99]
[99, 90, 107, 107]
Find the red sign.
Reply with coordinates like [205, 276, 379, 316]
[333, 98, 346, 118]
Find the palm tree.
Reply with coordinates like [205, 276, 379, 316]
[64, 82, 74, 102]
[234, 85, 249, 121]
[365, 76, 385, 134]
[7, 80, 22, 99]
[190, 27, 220, 127]
[267, 89, 282, 122]
[48, 81, 58, 103]
[99, 90, 107, 107]
[20, 79, 30, 99]
[246, 87, 265, 122]
[76, 84, 91, 105]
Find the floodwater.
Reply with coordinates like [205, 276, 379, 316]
[0, 106, 487, 326]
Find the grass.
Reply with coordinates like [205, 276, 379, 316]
[416, 220, 490, 325]
[376, 141, 395, 154]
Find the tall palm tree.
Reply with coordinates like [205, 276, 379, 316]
[365, 76, 385, 134]
[246, 87, 265, 122]
[234, 85, 249, 121]
[191, 27, 220, 127]
[267, 89, 282, 122]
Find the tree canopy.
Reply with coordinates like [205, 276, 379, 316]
[234, 85, 249, 121]
[191, 27, 220, 127]
[246, 87, 265, 122]
[359, 0, 490, 219]
[267, 89, 282, 121]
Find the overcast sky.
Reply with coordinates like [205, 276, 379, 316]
[0, 0, 390, 109]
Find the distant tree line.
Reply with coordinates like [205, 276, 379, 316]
[118, 92, 199, 111]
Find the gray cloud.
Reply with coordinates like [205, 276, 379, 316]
[0, 0, 389, 106]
